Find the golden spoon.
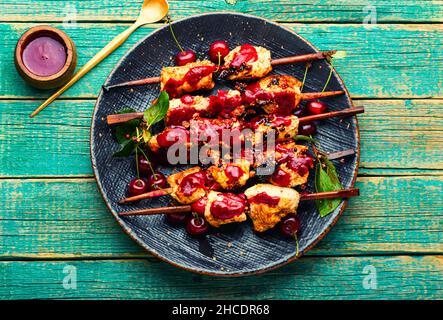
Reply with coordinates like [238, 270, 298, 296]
[30, 0, 169, 118]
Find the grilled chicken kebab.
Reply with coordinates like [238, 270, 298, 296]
[164, 74, 342, 118]
[106, 44, 336, 95]
[148, 114, 300, 153]
[161, 44, 274, 98]
[165, 141, 312, 203]
[195, 183, 300, 232]
[106, 74, 343, 127]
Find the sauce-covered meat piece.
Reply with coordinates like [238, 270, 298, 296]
[270, 144, 314, 188]
[204, 191, 248, 227]
[245, 184, 300, 232]
[221, 45, 272, 81]
[160, 60, 216, 98]
[165, 95, 211, 126]
[167, 167, 207, 204]
[207, 159, 252, 190]
[148, 125, 190, 153]
[241, 75, 303, 115]
[250, 114, 299, 142]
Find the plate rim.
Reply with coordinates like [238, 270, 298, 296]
[90, 11, 360, 277]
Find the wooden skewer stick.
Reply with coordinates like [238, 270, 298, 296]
[118, 188, 359, 217]
[119, 188, 173, 204]
[118, 148, 356, 205]
[119, 205, 193, 217]
[103, 50, 336, 91]
[107, 104, 364, 127]
[299, 188, 359, 201]
[326, 148, 355, 161]
[104, 76, 161, 91]
[270, 50, 336, 67]
[299, 90, 344, 101]
[298, 106, 365, 124]
[107, 112, 144, 125]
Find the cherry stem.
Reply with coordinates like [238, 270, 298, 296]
[167, 15, 184, 53]
[192, 212, 203, 225]
[215, 52, 222, 72]
[300, 62, 311, 92]
[135, 144, 140, 180]
[321, 58, 334, 93]
[137, 146, 156, 179]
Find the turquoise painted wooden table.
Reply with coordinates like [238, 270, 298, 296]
[0, 0, 442, 300]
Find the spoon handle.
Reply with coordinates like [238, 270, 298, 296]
[30, 23, 140, 118]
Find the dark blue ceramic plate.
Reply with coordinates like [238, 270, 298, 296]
[91, 13, 359, 276]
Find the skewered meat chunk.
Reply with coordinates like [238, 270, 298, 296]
[150, 114, 300, 155]
[167, 167, 208, 204]
[207, 159, 253, 190]
[210, 90, 245, 118]
[204, 191, 248, 227]
[250, 114, 299, 142]
[160, 60, 216, 98]
[165, 95, 211, 126]
[165, 90, 245, 126]
[221, 44, 272, 81]
[245, 184, 300, 232]
[189, 117, 241, 148]
[164, 74, 334, 127]
[254, 142, 308, 168]
[147, 125, 190, 153]
[270, 146, 314, 188]
[241, 75, 303, 115]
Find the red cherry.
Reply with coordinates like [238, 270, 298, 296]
[138, 155, 157, 177]
[307, 101, 327, 115]
[186, 216, 209, 237]
[209, 41, 230, 63]
[128, 178, 148, 196]
[280, 216, 300, 238]
[156, 126, 189, 148]
[298, 123, 317, 136]
[191, 197, 208, 217]
[175, 50, 196, 66]
[293, 105, 306, 117]
[166, 212, 188, 224]
[146, 172, 167, 190]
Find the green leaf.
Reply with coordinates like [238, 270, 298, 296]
[112, 139, 136, 158]
[115, 125, 136, 145]
[142, 128, 152, 144]
[314, 159, 343, 217]
[143, 91, 169, 126]
[294, 135, 319, 146]
[324, 157, 342, 186]
[113, 108, 142, 145]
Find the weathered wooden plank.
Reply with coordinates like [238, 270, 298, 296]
[358, 99, 443, 170]
[1, 256, 441, 299]
[1, 23, 442, 99]
[1, 0, 442, 23]
[0, 176, 441, 259]
[0, 99, 441, 178]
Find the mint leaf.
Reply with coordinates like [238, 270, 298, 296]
[143, 91, 169, 126]
[314, 160, 343, 217]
